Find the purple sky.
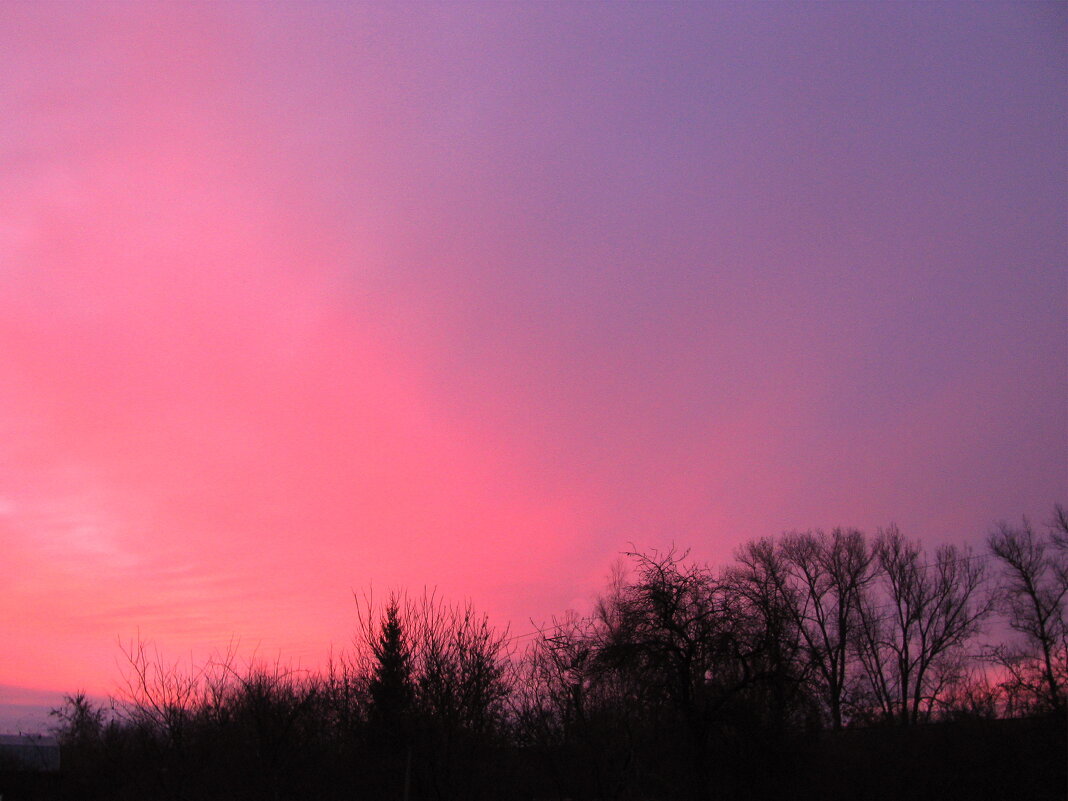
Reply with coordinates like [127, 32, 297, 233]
[0, 2, 1064, 709]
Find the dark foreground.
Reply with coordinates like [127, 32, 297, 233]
[2, 715, 1063, 801]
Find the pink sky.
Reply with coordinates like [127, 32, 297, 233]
[1, 3, 1065, 713]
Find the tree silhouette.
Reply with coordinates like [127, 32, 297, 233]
[367, 595, 414, 731]
[780, 528, 874, 730]
[35, 506, 1068, 801]
[856, 527, 990, 725]
[987, 509, 1068, 713]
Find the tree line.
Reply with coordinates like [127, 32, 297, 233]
[35, 505, 1068, 800]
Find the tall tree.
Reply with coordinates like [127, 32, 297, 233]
[730, 538, 811, 730]
[367, 595, 414, 730]
[987, 507, 1068, 713]
[600, 548, 766, 799]
[856, 527, 990, 725]
[779, 528, 874, 729]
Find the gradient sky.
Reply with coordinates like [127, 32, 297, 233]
[1, 2, 1065, 718]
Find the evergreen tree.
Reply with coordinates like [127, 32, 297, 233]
[368, 596, 414, 730]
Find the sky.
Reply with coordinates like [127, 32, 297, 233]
[1, 2, 1065, 725]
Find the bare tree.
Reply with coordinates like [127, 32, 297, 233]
[50, 691, 108, 746]
[598, 547, 776, 799]
[856, 526, 991, 725]
[730, 537, 811, 730]
[777, 528, 874, 729]
[414, 593, 511, 734]
[515, 612, 598, 740]
[514, 611, 644, 801]
[1051, 503, 1068, 550]
[115, 635, 207, 738]
[987, 508, 1068, 713]
[931, 660, 1000, 721]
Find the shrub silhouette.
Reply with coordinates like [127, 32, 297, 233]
[29, 506, 1068, 801]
